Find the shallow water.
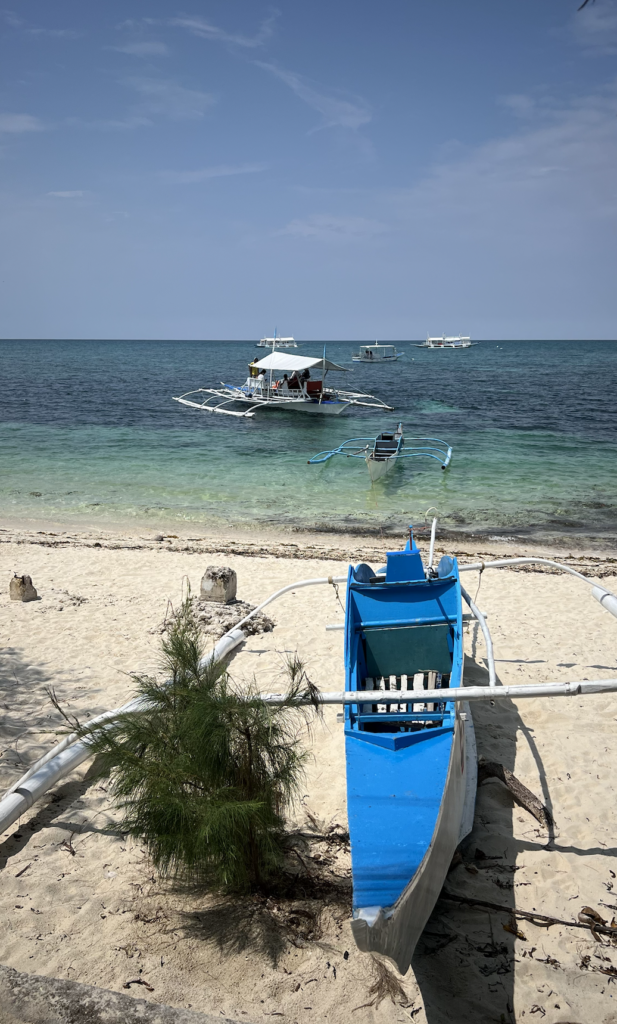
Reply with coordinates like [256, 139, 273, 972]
[1, 339, 616, 543]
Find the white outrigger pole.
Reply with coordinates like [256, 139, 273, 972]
[1, 527, 617, 835]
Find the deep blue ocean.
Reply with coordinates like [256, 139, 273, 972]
[1, 339, 616, 544]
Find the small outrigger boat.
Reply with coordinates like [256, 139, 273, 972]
[308, 425, 452, 483]
[174, 351, 393, 418]
[344, 531, 475, 972]
[352, 343, 404, 362]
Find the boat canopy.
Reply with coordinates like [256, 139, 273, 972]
[252, 353, 348, 373]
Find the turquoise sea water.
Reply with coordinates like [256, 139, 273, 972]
[1, 340, 616, 544]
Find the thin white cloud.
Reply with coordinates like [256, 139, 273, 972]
[169, 13, 276, 49]
[254, 63, 371, 131]
[160, 163, 267, 184]
[1, 11, 80, 38]
[0, 113, 44, 133]
[123, 77, 215, 120]
[1, 10, 22, 28]
[47, 190, 85, 198]
[570, 0, 617, 54]
[65, 114, 152, 131]
[113, 41, 169, 56]
[498, 94, 537, 118]
[279, 214, 387, 242]
[386, 82, 617, 254]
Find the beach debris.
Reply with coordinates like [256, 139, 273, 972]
[352, 955, 408, 1011]
[579, 905, 607, 942]
[9, 574, 38, 602]
[478, 758, 554, 828]
[123, 978, 154, 992]
[441, 893, 617, 940]
[156, 594, 274, 639]
[200, 565, 237, 604]
[193, 597, 274, 639]
[503, 916, 527, 940]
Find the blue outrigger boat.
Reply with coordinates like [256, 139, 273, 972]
[344, 529, 476, 973]
[308, 425, 452, 483]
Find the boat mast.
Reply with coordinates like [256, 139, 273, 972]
[269, 330, 276, 395]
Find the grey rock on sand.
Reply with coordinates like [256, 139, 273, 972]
[0, 964, 246, 1024]
[9, 575, 38, 602]
[200, 566, 237, 604]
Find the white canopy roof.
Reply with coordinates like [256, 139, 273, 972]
[252, 353, 348, 372]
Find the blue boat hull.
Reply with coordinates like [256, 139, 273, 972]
[344, 537, 477, 973]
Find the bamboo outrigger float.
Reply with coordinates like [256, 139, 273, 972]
[1, 522, 616, 973]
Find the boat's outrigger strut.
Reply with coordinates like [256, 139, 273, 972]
[309, 436, 452, 467]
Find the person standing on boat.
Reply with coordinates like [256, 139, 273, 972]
[281, 373, 290, 394]
[256, 370, 266, 394]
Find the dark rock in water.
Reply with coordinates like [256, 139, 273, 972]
[9, 574, 38, 602]
[200, 566, 237, 604]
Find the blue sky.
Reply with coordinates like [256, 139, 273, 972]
[1, 1, 616, 339]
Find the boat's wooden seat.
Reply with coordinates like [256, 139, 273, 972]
[363, 623, 452, 678]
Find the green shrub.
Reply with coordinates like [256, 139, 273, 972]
[79, 596, 319, 891]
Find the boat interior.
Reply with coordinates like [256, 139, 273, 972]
[373, 431, 401, 459]
[344, 540, 462, 751]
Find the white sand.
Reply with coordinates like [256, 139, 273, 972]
[2, 522, 617, 1024]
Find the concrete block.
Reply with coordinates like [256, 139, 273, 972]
[200, 566, 237, 605]
[9, 575, 38, 602]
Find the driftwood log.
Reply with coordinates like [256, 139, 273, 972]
[478, 758, 553, 828]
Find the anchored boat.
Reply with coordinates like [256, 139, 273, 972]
[256, 330, 297, 349]
[352, 343, 404, 362]
[416, 335, 476, 349]
[308, 425, 452, 483]
[173, 351, 393, 418]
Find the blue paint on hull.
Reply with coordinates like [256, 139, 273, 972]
[346, 729, 452, 908]
[343, 530, 468, 969]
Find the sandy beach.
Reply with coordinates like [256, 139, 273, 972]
[2, 519, 617, 1024]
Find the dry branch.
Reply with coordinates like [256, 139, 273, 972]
[478, 758, 553, 828]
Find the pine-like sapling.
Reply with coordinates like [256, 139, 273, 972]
[71, 596, 320, 891]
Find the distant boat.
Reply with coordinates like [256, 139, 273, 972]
[416, 335, 476, 349]
[256, 329, 297, 349]
[352, 343, 404, 362]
